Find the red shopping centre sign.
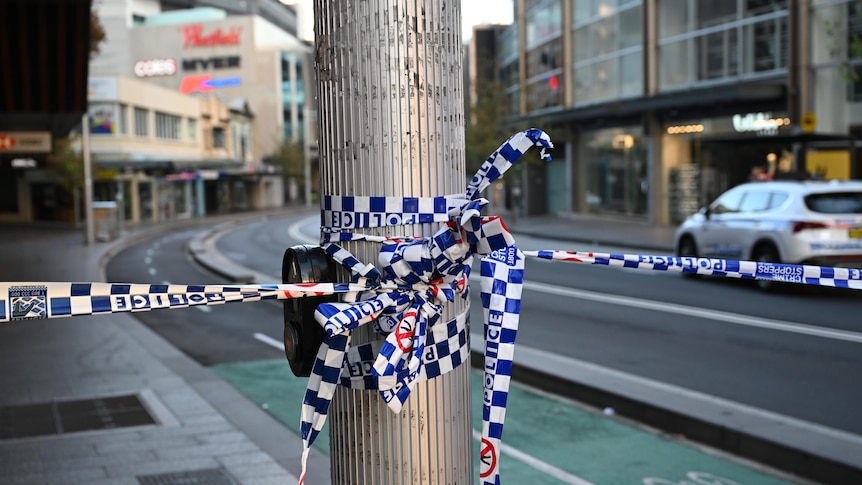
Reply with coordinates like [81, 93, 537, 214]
[181, 23, 241, 47]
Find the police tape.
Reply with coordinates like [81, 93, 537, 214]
[291, 128, 553, 485]
[0, 282, 371, 323]
[524, 250, 862, 289]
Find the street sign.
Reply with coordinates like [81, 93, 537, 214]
[801, 112, 817, 133]
[0, 132, 51, 153]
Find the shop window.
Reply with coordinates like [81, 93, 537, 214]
[0, 164, 18, 212]
[134, 107, 148, 137]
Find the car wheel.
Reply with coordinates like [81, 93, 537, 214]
[676, 236, 700, 279]
[752, 243, 782, 292]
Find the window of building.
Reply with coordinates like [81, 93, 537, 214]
[657, 2, 787, 91]
[572, 2, 643, 104]
[134, 107, 149, 137]
[526, 0, 562, 48]
[212, 127, 225, 148]
[89, 103, 117, 134]
[117, 104, 127, 134]
[187, 118, 197, 142]
[155, 112, 181, 140]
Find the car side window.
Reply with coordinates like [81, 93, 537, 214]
[738, 190, 771, 213]
[768, 191, 789, 210]
[711, 189, 745, 214]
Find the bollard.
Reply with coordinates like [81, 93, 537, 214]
[314, 0, 473, 483]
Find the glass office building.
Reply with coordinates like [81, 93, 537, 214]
[500, 0, 861, 224]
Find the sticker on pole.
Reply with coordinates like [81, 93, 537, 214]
[479, 437, 498, 479]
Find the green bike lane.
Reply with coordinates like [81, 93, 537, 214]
[211, 359, 800, 485]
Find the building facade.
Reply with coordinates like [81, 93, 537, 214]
[493, 0, 862, 225]
[84, 0, 311, 225]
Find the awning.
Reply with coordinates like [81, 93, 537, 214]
[0, 0, 93, 138]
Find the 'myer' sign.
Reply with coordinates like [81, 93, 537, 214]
[182, 56, 241, 72]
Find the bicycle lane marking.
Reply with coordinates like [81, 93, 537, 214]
[469, 371, 796, 485]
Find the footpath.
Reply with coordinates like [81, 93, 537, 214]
[0, 207, 858, 484]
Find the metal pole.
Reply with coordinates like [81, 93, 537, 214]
[314, 1, 473, 483]
[82, 113, 95, 245]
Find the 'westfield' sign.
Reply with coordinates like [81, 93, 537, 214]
[182, 23, 241, 47]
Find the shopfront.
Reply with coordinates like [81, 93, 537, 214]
[662, 111, 802, 223]
[577, 125, 648, 217]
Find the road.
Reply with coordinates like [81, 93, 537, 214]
[103, 212, 862, 483]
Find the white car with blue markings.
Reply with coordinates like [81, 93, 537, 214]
[674, 180, 862, 290]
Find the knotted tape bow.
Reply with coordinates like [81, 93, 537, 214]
[297, 128, 554, 484]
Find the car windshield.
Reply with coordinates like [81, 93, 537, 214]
[804, 192, 862, 214]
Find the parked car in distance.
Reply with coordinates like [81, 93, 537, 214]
[674, 180, 862, 290]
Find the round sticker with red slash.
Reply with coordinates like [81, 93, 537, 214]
[479, 438, 497, 478]
[395, 311, 416, 352]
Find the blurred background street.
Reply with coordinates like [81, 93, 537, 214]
[2, 0, 862, 483]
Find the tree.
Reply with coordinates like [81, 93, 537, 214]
[823, 4, 862, 85]
[268, 139, 308, 202]
[46, 135, 84, 197]
[90, 8, 106, 58]
[464, 80, 513, 175]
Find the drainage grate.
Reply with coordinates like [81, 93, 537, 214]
[0, 394, 155, 439]
[137, 468, 239, 485]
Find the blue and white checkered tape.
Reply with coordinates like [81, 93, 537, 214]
[0, 282, 370, 323]
[523, 250, 862, 289]
[478, 246, 524, 485]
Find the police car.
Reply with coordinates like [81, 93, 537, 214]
[674, 180, 862, 290]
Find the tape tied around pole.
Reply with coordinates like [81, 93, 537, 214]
[298, 128, 554, 484]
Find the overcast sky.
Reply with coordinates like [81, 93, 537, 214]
[285, 1, 514, 42]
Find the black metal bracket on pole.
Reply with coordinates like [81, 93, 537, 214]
[282, 244, 336, 377]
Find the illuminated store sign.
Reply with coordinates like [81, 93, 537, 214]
[732, 112, 790, 136]
[11, 158, 37, 168]
[179, 75, 241, 94]
[181, 23, 242, 47]
[0, 132, 51, 153]
[182, 56, 241, 71]
[134, 59, 177, 77]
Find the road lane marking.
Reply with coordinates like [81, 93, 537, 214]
[254, 332, 285, 350]
[472, 331, 862, 448]
[469, 275, 862, 344]
[288, 215, 318, 245]
[470, 429, 595, 485]
[253, 328, 595, 483]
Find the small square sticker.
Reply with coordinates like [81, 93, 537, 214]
[9, 285, 48, 320]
